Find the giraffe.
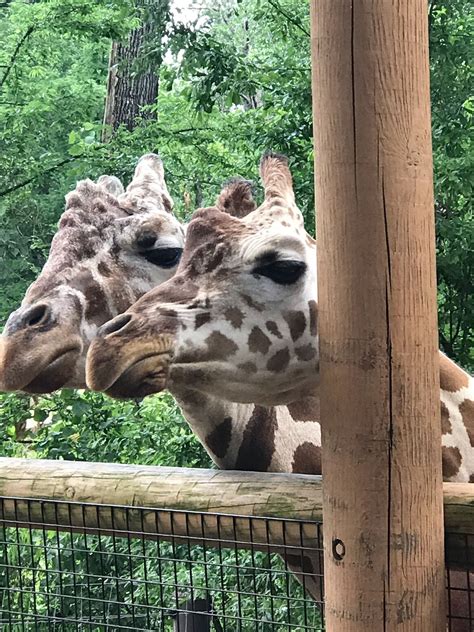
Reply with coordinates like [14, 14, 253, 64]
[0, 154, 324, 602]
[85, 152, 473, 630]
[0, 154, 183, 394]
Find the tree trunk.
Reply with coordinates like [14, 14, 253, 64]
[102, 1, 168, 139]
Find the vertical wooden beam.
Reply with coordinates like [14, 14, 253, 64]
[310, 1, 445, 630]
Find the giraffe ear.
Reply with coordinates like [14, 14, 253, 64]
[215, 178, 256, 218]
[97, 175, 124, 198]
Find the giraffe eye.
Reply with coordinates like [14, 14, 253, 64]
[141, 247, 183, 268]
[253, 260, 306, 285]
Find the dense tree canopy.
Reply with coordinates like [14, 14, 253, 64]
[0, 0, 472, 464]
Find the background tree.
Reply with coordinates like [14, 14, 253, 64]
[102, 0, 171, 139]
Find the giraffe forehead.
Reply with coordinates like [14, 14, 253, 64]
[140, 211, 183, 239]
[239, 230, 307, 263]
[244, 198, 305, 227]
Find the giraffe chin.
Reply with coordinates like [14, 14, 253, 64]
[103, 354, 171, 400]
[18, 347, 81, 394]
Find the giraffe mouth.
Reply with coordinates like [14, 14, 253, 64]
[87, 351, 171, 399]
[105, 353, 171, 399]
[86, 333, 174, 398]
[18, 346, 81, 394]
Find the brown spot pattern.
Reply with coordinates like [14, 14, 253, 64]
[292, 442, 322, 474]
[235, 406, 277, 471]
[195, 312, 211, 329]
[203, 243, 227, 273]
[284, 310, 306, 342]
[70, 271, 110, 324]
[308, 300, 318, 336]
[248, 327, 271, 354]
[266, 320, 283, 339]
[85, 284, 109, 322]
[152, 308, 178, 334]
[440, 402, 451, 436]
[180, 209, 247, 276]
[295, 344, 316, 361]
[205, 331, 238, 360]
[97, 260, 112, 277]
[240, 293, 264, 312]
[440, 356, 469, 392]
[224, 307, 244, 328]
[144, 275, 198, 305]
[205, 417, 232, 459]
[459, 399, 474, 446]
[285, 554, 315, 575]
[266, 348, 290, 372]
[288, 397, 320, 421]
[442, 446, 462, 479]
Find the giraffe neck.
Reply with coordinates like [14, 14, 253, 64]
[172, 387, 322, 474]
[175, 351, 473, 482]
[440, 353, 474, 482]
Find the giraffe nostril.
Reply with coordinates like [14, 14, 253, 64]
[98, 313, 132, 337]
[24, 304, 51, 328]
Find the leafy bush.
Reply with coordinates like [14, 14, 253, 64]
[0, 390, 211, 468]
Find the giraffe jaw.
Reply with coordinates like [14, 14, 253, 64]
[168, 362, 319, 407]
[0, 336, 82, 393]
[23, 347, 82, 393]
[86, 334, 174, 399]
[104, 353, 171, 399]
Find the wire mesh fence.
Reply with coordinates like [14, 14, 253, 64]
[445, 531, 473, 632]
[0, 496, 324, 631]
[0, 495, 471, 631]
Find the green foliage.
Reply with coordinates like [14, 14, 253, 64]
[0, 390, 211, 467]
[0, 525, 323, 630]
[429, 0, 474, 367]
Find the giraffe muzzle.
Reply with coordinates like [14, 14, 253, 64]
[86, 330, 175, 399]
[0, 333, 82, 393]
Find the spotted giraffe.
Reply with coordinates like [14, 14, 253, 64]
[87, 152, 473, 485]
[0, 155, 321, 475]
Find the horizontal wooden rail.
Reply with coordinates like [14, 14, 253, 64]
[0, 459, 471, 568]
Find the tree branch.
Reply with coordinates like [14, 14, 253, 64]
[0, 157, 75, 198]
[0, 25, 36, 91]
[265, 0, 310, 38]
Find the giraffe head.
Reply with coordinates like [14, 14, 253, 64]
[0, 154, 185, 393]
[87, 153, 319, 405]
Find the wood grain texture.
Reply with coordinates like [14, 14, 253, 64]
[0, 459, 471, 567]
[310, 1, 445, 629]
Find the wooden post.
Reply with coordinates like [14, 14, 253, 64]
[310, 2, 445, 631]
